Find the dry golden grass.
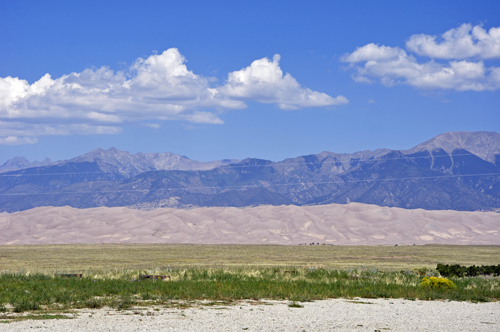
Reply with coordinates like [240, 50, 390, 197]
[1, 244, 499, 274]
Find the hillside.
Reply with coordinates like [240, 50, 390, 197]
[0, 131, 499, 212]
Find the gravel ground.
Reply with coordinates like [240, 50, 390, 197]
[0, 298, 498, 331]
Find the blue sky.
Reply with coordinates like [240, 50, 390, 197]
[1, 0, 499, 163]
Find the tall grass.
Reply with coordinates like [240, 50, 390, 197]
[0, 268, 498, 313]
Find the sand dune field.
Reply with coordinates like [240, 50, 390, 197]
[0, 203, 499, 245]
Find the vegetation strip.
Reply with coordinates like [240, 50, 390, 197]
[0, 314, 73, 323]
[0, 267, 498, 317]
[437, 263, 500, 277]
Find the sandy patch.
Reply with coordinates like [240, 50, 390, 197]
[0, 203, 499, 245]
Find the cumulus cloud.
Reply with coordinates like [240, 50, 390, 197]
[342, 24, 500, 91]
[406, 24, 500, 59]
[342, 43, 405, 63]
[219, 55, 348, 110]
[0, 49, 344, 144]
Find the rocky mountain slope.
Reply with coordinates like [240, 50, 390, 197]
[0, 131, 499, 212]
[1, 148, 239, 176]
[0, 157, 57, 173]
[405, 131, 500, 163]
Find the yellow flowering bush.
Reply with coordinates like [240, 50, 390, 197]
[420, 276, 456, 289]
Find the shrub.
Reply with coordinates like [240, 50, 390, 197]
[411, 267, 440, 277]
[13, 299, 40, 312]
[288, 302, 303, 308]
[84, 298, 103, 309]
[437, 264, 500, 277]
[436, 264, 464, 277]
[116, 295, 134, 310]
[420, 277, 456, 290]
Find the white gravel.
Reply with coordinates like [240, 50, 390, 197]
[0, 298, 498, 331]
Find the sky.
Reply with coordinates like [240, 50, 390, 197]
[1, 0, 499, 163]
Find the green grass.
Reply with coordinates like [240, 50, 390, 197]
[288, 302, 304, 308]
[0, 314, 73, 323]
[0, 267, 498, 315]
[0, 244, 498, 317]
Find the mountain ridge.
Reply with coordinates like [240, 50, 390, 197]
[0, 156, 57, 173]
[3, 131, 497, 174]
[1, 148, 240, 175]
[0, 131, 499, 212]
[405, 131, 500, 163]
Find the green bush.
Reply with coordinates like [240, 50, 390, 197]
[84, 298, 103, 309]
[13, 299, 40, 313]
[437, 263, 500, 277]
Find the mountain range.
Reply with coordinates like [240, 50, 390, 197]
[1, 131, 499, 213]
[0, 156, 56, 173]
[0, 148, 238, 175]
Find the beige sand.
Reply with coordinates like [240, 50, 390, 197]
[0, 203, 499, 245]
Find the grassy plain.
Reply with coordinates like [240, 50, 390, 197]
[0, 244, 499, 274]
[0, 268, 498, 316]
[0, 244, 499, 319]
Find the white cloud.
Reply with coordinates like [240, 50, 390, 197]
[343, 24, 500, 91]
[0, 120, 121, 139]
[406, 24, 500, 59]
[0, 136, 38, 145]
[342, 43, 405, 62]
[143, 123, 161, 129]
[183, 111, 224, 124]
[219, 55, 348, 110]
[0, 49, 344, 144]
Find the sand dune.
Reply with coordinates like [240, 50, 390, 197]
[0, 203, 499, 245]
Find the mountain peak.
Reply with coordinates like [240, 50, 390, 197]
[406, 131, 500, 163]
[65, 148, 241, 176]
[0, 156, 55, 173]
[69, 147, 130, 162]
